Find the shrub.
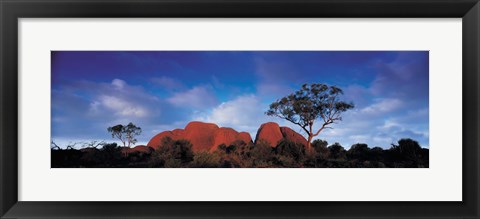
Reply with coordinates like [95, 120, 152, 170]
[276, 140, 306, 161]
[272, 155, 298, 167]
[190, 151, 222, 168]
[151, 137, 194, 167]
[217, 144, 237, 154]
[369, 147, 384, 161]
[347, 143, 370, 160]
[163, 158, 183, 168]
[328, 143, 347, 160]
[79, 148, 101, 166]
[240, 140, 274, 167]
[312, 139, 330, 160]
[98, 143, 123, 167]
[275, 139, 306, 167]
[51, 148, 83, 167]
[388, 138, 425, 167]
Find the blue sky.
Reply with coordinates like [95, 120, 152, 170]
[51, 51, 429, 149]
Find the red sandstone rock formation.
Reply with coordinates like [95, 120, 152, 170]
[183, 122, 219, 151]
[238, 132, 253, 144]
[211, 128, 253, 151]
[147, 129, 184, 149]
[254, 122, 284, 147]
[255, 122, 308, 147]
[147, 121, 306, 151]
[147, 121, 253, 151]
[280, 127, 308, 146]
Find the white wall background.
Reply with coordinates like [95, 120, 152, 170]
[18, 18, 462, 201]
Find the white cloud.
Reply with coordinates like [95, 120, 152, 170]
[306, 101, 428, 149]
[96, 95, 149, 117]
[194, 94, 285, 139]
[382, 120, 401, 129]
[361, 98, 403, 114]
[86, 79, 158, 119]
[167, 85, 217, 109]
[203, 95, 262, 127]
[111, 78, 126, 89]
[52, 78, 168, 144]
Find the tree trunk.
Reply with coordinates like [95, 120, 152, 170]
[307, 135, 313, 153]
[307, 124, 314, 153]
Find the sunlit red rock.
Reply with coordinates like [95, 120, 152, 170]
[148, 121, 307, 151]
[280, 126, 308, 146]
[210, 128, 253, 151]
[238, 132, 253, 144]
[147, 129, 185, 148]
[183, 121, 219, 151]
[213, 127, 241, 149]
[147, 121, 252, 151]
[254, 122, 284, 147]
[255, 122, 308, 147]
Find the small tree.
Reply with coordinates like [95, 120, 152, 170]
[107, 122, 142, 147]
[266, 83, 354, 150]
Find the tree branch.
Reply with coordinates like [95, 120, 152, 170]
[312, 119, 333, 137]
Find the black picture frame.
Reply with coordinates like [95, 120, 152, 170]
[1, 0, 479, 218]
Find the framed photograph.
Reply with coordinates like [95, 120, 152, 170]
[1, 0, 479, 218]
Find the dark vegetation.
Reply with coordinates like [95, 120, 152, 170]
[51, 137, 429, 168]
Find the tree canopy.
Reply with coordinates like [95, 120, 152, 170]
[107, 122, 142, 147]
[266, 83, 354, 150]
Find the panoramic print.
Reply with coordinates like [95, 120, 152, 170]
[51, 51, 429, 168]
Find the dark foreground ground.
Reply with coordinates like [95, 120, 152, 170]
[52, 138, 429, 168]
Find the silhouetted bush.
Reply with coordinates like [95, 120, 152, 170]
[79, 147, 101, 166]
[387, 138, 428, 168]
[347, 143, 370, 161]
[328, 143, 347, 160]
[99, 143, 123, 167]
[369, 147, 385, 161]
[51, 147, 83, 167]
